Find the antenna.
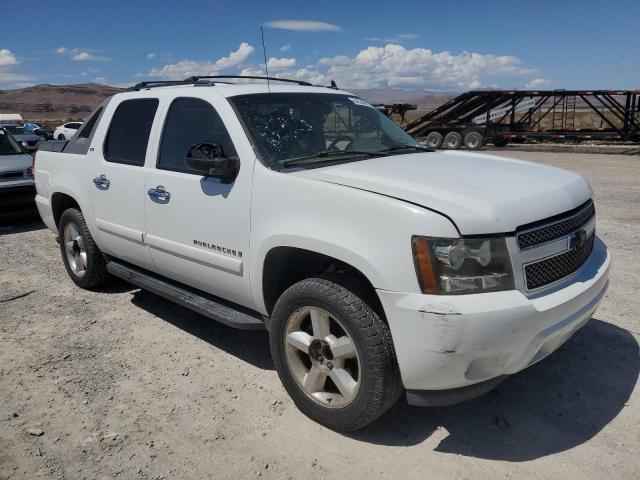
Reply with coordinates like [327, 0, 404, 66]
[260, 26, 271, 93]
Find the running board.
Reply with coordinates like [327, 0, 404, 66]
[106, 260, 265, 330]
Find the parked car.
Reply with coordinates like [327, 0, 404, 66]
[0, 127, 36, 222]
[34, 124, 55, 140]
[53, 122, 82, 140]
[0, 124, 41, 152]
[22, 122, 40, 133]
[33, 77, 610, 431]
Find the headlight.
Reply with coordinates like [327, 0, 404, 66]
[412, 236, 514, 294]
[22, 141, 29, 147]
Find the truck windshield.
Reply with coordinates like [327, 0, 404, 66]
[229, 92, 422, 169]
[0, 130, 24, 155]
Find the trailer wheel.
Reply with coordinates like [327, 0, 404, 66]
[424, 131, 444, 149]
[463, 131, 484, 150]
[443, 132, 463, 150]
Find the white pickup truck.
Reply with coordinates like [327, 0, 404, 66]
[34, 76, 610, 431]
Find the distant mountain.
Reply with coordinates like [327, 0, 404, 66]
[0, 83, 123, 122]
[0, 83, 459, 122]
[349, 88, 458, 109]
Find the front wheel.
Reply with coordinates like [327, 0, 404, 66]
[58, 208, 109, 289]
[57, 134, 66, 140]
[270, 277, 402, 431]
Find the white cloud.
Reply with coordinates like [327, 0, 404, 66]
[55, 47, 110, 61]
[92, 77, 107, 83]
[147, 53, 157, 60]
[396, 33, 419, 40]
[279, 44, 292, 52]
[0, 49, 19, 67]
[267, 57, 296, 70]
[525, 78, 552, 88]
[145, 41, 540, 91]
[264, 20, 342, 32]
[318, 44, 536, 89]
[148, 42, 255, 79]
[72, 51, 94, 61]
[0, 49, 35, 87]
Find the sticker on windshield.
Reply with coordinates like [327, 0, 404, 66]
[348, 97, 375, 108]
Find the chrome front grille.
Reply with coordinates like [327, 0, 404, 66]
[517, 201, 595, 250]
[524, 233, 595, 290]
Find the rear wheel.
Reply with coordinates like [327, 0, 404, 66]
[443, 131, 463, 150]
[463, 131, 484, 150]
[424, 131, 444, 149]
[58, 208, 109, 289]
[57, 134, 66, 140]
[270, 277, 402, 431]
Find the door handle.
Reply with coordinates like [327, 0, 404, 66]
[92, 174, 110, 190]
[147, 185, 171, 202]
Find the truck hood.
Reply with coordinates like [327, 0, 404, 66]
[292, 150, 592, 234]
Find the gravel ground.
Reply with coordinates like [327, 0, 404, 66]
[1, 151, 639, 480]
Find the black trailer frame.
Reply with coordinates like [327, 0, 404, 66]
[404, 89, 640, 149]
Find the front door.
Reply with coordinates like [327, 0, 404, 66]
[91, 97, 159, 271]
[143, 96, 254, 308]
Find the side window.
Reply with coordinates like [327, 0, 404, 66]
[104, 98, 158, 166]
[157, 97, 236, 174]
[78, 108, 103, 139]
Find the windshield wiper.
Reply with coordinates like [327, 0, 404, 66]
[382, 144, 432, 153]
[281, 149, 388, 167]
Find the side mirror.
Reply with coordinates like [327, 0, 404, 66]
[185, 142, 239, 184]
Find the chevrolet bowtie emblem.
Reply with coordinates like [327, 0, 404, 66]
[569, 229, 588, 250]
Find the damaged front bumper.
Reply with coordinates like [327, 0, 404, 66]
[377, 236, 610, 404]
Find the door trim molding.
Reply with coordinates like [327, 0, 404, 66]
[95, 218, 144, 243]
[145, 234, 243, 274]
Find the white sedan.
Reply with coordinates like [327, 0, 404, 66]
[53, 122, 82, 140]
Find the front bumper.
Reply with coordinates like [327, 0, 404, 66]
[377, 236, 610, 393]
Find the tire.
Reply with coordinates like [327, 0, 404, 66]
[463, 131, 484, 150]
[57, 134, 66, 140]
[493, 137, 508, 147]
[424, 131, 444, 149]
[443, 131, 463, 150]
[58, 208, 109, 289]
[270, 276, 402, 431]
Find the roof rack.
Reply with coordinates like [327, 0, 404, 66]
[128, 80, 214, 91]
[184, 75, 313, 86]
[129, 75, 339, 91]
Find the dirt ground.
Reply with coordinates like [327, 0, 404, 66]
[1, 151, 639, 480]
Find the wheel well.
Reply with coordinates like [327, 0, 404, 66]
[262, 247, 385, 321]
[51, 193, 79, 229]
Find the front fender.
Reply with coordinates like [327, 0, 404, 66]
[249, 164, 458, 314]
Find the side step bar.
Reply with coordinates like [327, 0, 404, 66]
[106, 260, 265, 330]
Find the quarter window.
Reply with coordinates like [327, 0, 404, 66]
[104, 99, 158, 166]
[78, 108, 103, 139]
[157, 97, 236, 174]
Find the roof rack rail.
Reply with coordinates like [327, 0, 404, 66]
[184, 75, 313, 86]
[128, 79, 214, 91]
[128, 75, 340, 92]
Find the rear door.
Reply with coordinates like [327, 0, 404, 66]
[143, 95, 254, 307]
[90, 97, 160, 270]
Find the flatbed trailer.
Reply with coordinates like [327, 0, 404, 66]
[404, 89, 640, 150]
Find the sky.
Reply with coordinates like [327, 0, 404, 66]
[1, 0, 638, 92]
